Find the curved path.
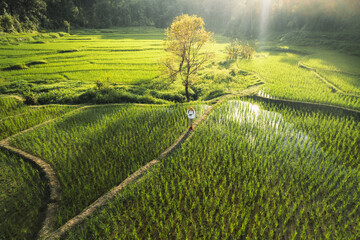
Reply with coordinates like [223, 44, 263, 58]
[45, 98, 224, 239]
[0, 106, 89, 239]
[44, 85, 265, 239]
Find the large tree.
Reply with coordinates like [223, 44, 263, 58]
[162, 14, 214, 101]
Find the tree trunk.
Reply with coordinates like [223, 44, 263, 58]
[185, 82, 190, 102]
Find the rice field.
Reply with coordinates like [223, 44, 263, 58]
[64, 100, 360, 239]
[238, 51, 360, 110]
[1, 27, 360, 239]
[10, 104, 209, 227]
[0, 149, 47, 240]
[0, 28, 165, 92]
[0, 96, 77, 140]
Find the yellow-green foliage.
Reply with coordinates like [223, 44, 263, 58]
[225, 40, 255, 60]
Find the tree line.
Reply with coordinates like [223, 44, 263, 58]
[0, 0, 359, 34]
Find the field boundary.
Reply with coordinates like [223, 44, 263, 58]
[0, 106, 89, 239]
[298, 62, 360, 98]
[45, 98, 225, 240]
[0, 143, 60, 239]
[252, 95, 360, 118]
[2, 86, 260, 239]
[1, 106, 89, 143]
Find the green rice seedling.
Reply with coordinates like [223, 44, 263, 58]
[0, 149, 47, 239]
[11, 104, 209, 226]
[316, 70, 360, 95]
[300, 51, 360, 75]
[0, 105, 77, 140]
[0, 96, 25, 118]
[241, 96, 360, 169]
[239, 51, 360, 110]
[65, 100, 359, 239]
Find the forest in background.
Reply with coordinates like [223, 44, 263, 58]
[0, 0, 359, 36]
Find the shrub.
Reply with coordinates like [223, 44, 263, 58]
[64, 21, 70, 34]
[13, 17, 22, 33]
[0, 13, 15, 33]
[22, 17, 38, 32]
[149, 90, 186, 102]
[225, 40, 255, 60]
[191, 84, 208, 100]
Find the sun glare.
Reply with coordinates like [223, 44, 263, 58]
[251, 104, 261, 115]
[259, 0, 272, 40]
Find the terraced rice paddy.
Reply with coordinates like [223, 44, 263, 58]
[239, 51, 360, 110]
[0, 28, 236, 104]
[0, 149, 47, 240]
[64, 100, 360, 239]
[1, 27, 360, 239]
[0, 97, 77, 140]
[10, 104, 209, 226]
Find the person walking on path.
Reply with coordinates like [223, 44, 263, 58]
[187, 107, 195, 130]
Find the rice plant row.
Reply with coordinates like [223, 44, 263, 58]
[243, 97, 360, 169]
[64, 100, 360, 239]
[0, 149, 47, 240]
[238, 52, 360, 110]
[0, 96, 25, 119]
[10, 104, 209, 227]
[0, 105, 77, 140]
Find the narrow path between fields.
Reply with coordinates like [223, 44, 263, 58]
[45, 100, 222, 240]
[45, 85, 262, 240]
[298, 61, 360, 98]
[0, 106, 89, 239]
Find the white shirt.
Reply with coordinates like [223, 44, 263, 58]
[187, 109, 195, 119]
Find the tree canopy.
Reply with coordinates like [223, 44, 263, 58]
[162, 14, 214, 102]
[0, 0, 359, 33]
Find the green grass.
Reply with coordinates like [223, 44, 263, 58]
[64, 100, 360, 239]
[10, 104, 209, 226]
[0, 149, 47, 240]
